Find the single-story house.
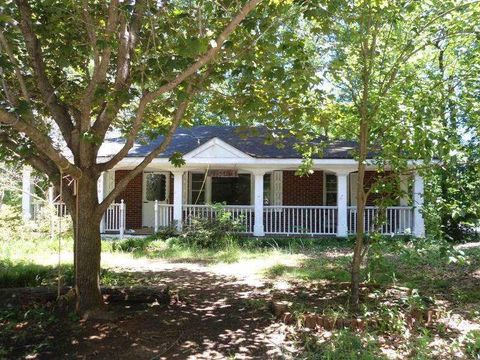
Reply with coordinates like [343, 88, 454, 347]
[22, 125, 425, 237]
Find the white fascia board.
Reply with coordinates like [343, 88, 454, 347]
[102, 157, 426, 173]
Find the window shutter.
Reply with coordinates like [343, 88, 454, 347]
[182, 172, 188, 204]
[349, 173, 358, 206]
[104, 171, 115, 197]
[272, 171, 283, 206]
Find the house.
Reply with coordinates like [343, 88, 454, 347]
[22, 125, 425, 237]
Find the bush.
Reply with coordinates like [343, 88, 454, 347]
[111, 238, 150, 252]
[181, 205, 243, 249]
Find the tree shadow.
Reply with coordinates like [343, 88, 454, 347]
[73, 267, 288, 360]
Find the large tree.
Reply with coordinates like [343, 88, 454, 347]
[0, 0, 285, 315]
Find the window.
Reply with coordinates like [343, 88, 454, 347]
[264, 173, 272, 205]
[191, 173, 206, 204]
[212, 174, 251, 205]
[146, 173, 166, 201]
[325, 174, 337, 206]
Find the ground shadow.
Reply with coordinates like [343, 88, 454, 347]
[68, 267, 287, 360]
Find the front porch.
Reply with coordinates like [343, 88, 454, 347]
[22, 135, 426, 238]
[97, 166, 425, 238]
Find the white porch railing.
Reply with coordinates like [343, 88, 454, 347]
[32, 200, 126, 235]
[347, 206, 414, 235]
[155, 202, 174, 231]
[182, 204, 255, 233]
[264, 206, 338, 235]
[103, 200, 126, 236]
[32, 201, 68, 220]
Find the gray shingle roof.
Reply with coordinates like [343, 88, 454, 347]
[99, 125, 360, 159]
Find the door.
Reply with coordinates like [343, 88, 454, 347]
[142, 172, 169, 228]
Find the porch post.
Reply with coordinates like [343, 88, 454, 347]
[172, 170, 184, 231]
[22, 166, 32, 220]
[336, 171, 349, 237]
[413, 173, 425, 237]
[252, 170, 265, 236]
[98, 172, 105, 233]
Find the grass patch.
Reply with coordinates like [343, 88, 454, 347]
[265, 257, 351, 283]
[0, 260, 74, 288]
[300, 329, 383, 360]
[0, 259, 151, 288]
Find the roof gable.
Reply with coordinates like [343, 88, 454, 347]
[184, 137, 252, 160]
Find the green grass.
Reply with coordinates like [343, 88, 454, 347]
[300, 329, 384, 360]
[265, 256, 352, 282]
[0, 260, 73, 288]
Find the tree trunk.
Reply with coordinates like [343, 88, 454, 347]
[73, 174, 104, 315]
[351, 115, 368, 312]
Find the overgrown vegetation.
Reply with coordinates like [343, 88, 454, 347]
[1, 200, 479, 358]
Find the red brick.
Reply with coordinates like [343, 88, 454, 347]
[283, 171, 324, 205]
[114, 170, 143, 229]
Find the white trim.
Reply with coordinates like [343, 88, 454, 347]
[101, 156, 427, 171]
[184, 137, 253, 160]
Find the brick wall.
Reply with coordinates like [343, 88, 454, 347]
[364, 171, 397, 205]
[282, 171, 324, 205]
[114, 170, 143, 229]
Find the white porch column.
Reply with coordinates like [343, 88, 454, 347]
[413, 173, 425, 237]
[98, 172, 105, 233]
[252, 170, 265, 236]
[172, 170, 184, 231]
[336, 171, 349, 237]
[22, 166, 32, 220]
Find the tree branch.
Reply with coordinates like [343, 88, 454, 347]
[15, 0, 75, 147]
[79, 0, 120, 132]
[96, 82, 195, 216]
[90, 0, 147, 142]
[0, 30, 31, 102]
[93, 0, 261, 171]
[0, 110, 82, 178]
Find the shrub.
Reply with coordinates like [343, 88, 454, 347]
[181, 205, 243, 249]
[111, 238, 150, 252]
[152, 226, 179, 240]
